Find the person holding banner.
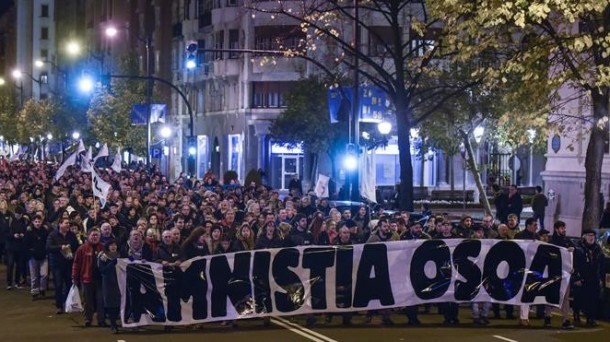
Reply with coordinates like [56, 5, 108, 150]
[471, 226, 492, 326]
[325, 225, 354, 326]
[155, 229, 183, 329]
[364, 218, 395, 326]
[545, 220, 575, 329]
[573, 228, 605, 326]
[514, 218, 541, 327]
[434, 220, 460, 325]
[254, 221, 283, 327]
[400, 221, 431, 325]
[180, 227, 210, 259]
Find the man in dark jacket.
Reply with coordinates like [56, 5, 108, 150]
[573, 228, 605, 326]
[543, 220, 575, 329]
[506, 185, 523, 223]
[531, 186, 548, 229]
[46, 217, 79, 314]
[325, 226, 353, 325]
[0, 201, 13, 265]
[492, 184, 509, 223]
[155, 229, 183, 325]
[514, 218, 540, 326]
[284, 214, 313, 247]
[24, 215, 50, 299]
[6, 206, 29, 289]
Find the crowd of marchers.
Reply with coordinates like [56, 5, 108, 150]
[0, 159, 606, 334]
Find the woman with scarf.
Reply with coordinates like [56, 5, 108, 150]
[97, 239, 121, 333]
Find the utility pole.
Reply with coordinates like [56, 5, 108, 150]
[351, 0, 361, 201]
[145, 33, 153, 166]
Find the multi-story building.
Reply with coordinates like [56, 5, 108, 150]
[172, 0, 308, 186]
[0, 0, 57, 102]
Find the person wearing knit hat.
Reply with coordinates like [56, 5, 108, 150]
[573, 226, 603, 326]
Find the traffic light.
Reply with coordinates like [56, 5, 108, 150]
[186, 136, 197, 156]
[185, 41, 198, 69]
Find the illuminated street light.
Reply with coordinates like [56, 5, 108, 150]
[72, 131, 80, 140]
[46, 133, 53, 140]
[66, 41, 81, 56]
[377, 120, 392, 135]
[78, 75, 95, 93]
[160, 126, 172, 139]
[186, 58, 197, 69]
[105, 26, 118, 38]
[0, 78, 5, 86]
[527, 128, 537, 186]
[474, 125, 485, 144]
[188, 146, 197, 156]
[11, 69, 23, 79]
[410, 128, 420, 140]
[343, 153, 358, 171]
[34, 59, 45, 68]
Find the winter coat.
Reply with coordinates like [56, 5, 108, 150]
[254, 235, 283, 250]
[46, 229, 79, 267]
[24, 225, 50, 260]
[180, 242, 209, 260]
[284, 228, 314, 247]
[97, 252, 121, 308]
[6, 216, 28, 252]
[573, 240, 605, 285]
[72, 242, 104, 284]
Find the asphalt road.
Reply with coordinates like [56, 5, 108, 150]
[1, 265, 608, 342]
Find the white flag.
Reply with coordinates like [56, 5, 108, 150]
[54, 151, 78, 181]
[111, 152, 122, 173]
[94, 143, 109, 162]
[77, 140, 86, 154]
[92, 168, 111, 208]
[360, 150, 377, 203]
[314, 174, 330, 198]
[10, 146, 23, 161]
[81, 146, 93, 173]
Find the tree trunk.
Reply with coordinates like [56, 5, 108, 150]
[459, 130, 493, 216]
[582, 90, 609, 231]
[396, 110, 414, 211]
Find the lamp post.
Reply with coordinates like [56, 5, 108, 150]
[349, 0, 361, 201]
[11, 69, 24, 107]
[527, 128, 536, 186]
[160, 125, 172, 176]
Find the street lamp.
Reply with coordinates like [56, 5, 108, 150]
[474, 126, 484, 144]
[11, 69, 24, 107]
[78, 75, 95, 93]
[72, 131, 80, 140]
[160, 126, 172, 139]
[527, 128, 536, 186]
[105, 26, 118, 38]
[66, 41, 81, 56]
[377, 120, 392, 135]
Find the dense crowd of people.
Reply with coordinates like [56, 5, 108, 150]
[0, 159, 607, 334]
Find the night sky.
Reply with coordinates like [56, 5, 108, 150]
[0, 1, 14, 17]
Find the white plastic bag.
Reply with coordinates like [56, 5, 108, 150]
[64, 284, 83, 313]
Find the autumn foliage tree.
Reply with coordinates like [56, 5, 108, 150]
[428, 0, 610, 230]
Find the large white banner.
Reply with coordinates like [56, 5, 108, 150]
[117, 239, 572, 327]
